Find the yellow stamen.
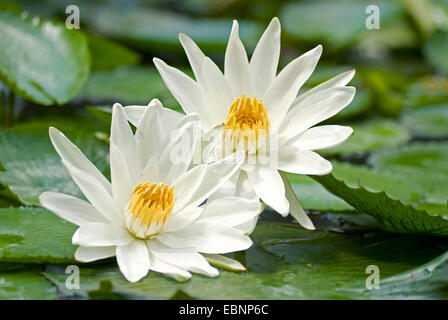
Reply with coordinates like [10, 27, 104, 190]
[125, 182, 175, 239]
[224, 95, 269, 153]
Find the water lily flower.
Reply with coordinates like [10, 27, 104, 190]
[40, 100, 260, 283]
[153, 17, 356, 230]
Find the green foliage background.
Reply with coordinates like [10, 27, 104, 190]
[0, 0, 448, 300]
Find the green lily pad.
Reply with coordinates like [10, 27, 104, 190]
[353, 251, 448, 299]
[82, 6, 263, 52]
[0, 114, 109, 206]
[0, 268, 58, 300]
[369, 143, 448, 204]
[313, 163, 448, 236]
[424, 30, 448, 75]
[77, 66, 178, 107]
[287, 174, 354, 212]
[0, 11, 89, 105]
[280, 0, 404, 48]
[42, 221, 447, 299]
[401, 103, 448, 138]
[87, 34, 141, 72]
[406, 76, 448, 107]
[370, 143, 448, 173]
[321, 120, 410, 156]
[0, 207, 76, 264]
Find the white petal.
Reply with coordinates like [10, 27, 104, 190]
[163, 205, 203, 233]
[263, 45, 322, 129]
[73, 223, 133, 247]
[116, 239, 150, 282]
[208, 170, 257, 202]
[122, 105, 147, 127]
[110, 104, 139, 210]
[279, 171, 315, 230]
[280, 86, 356, 141]
[157, 222, 252, 254]
[109, 144, 133, 212]
[246, 166, 289, 216]
[62, 161, 123, 225]
[288, 125, 353, 151]
[203, 254, 246, 271]
[200, 57, 234, 124]
[187, 151, 245, 208]
[179, 33, 206, 83]
[123, 99, 184, 132]
[294, 69, 355, 105]
[74, 246, 116, 262]
[148, 250, 192, 281]
[39, 192, 107, 226]
[278, 148, 332, 175]
[224, 20, 253, 97]
[149, 240, 218, 277]
[172, 165, 207, 212]
[110, 104, 138, 177]
[156, 114, 201, 184]
[235, 215, 259, 235]
[250, 17, 281, 96]
[153, 58, 214, 127]
[200, 197, 261, 228]
[134, 100, 163, 169]
[49, 127, 111, 194]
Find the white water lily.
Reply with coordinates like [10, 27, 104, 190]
[152, 17, 356, 230]
[40, 99, 260, 283]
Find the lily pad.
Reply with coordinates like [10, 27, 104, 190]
[42, 221, 447, 299]
[0, 268, 58, 299]
[87, 34, 141, 72]
[313, 163, 448, 236]
[424, 30, 448, 75]
[401, 103, 448, 138]
[0, 207, 76, 264]
[0, 114, 109, 206]
[82, 6, 263, 52]
[0, 11, 89, 105]
[321, 120, 410, 156]
[369, 143, 448, 204]
[353, 251, 448, 299]
[280, 0, 404, 48]
[287, 174, 354, 212]
[77, 66, 178, 107]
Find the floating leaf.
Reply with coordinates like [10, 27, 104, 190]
[313, 163, 448, 236]
[0, 207, 76, 264]
[77, 66, 179, 107]
[287, 174, 354, 211]
[424, 30, 448, 74]
[82, 6, 262, 52]
[87, 34, 141, 72]
[321, 120, 410, 156]
[352, 251, 448, 299]
[0, 115, 109, 206]
[0, 11, 89, 105]
[0, 268, 58, 299]
[42, 221, 446, 299]
[369, 143, 448, 204]
[280, 0, 404, 48]
[401, 103, 448, 138]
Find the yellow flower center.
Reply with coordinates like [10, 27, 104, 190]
[125, 182, 175, 239]
[224, 95, 269, 153]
